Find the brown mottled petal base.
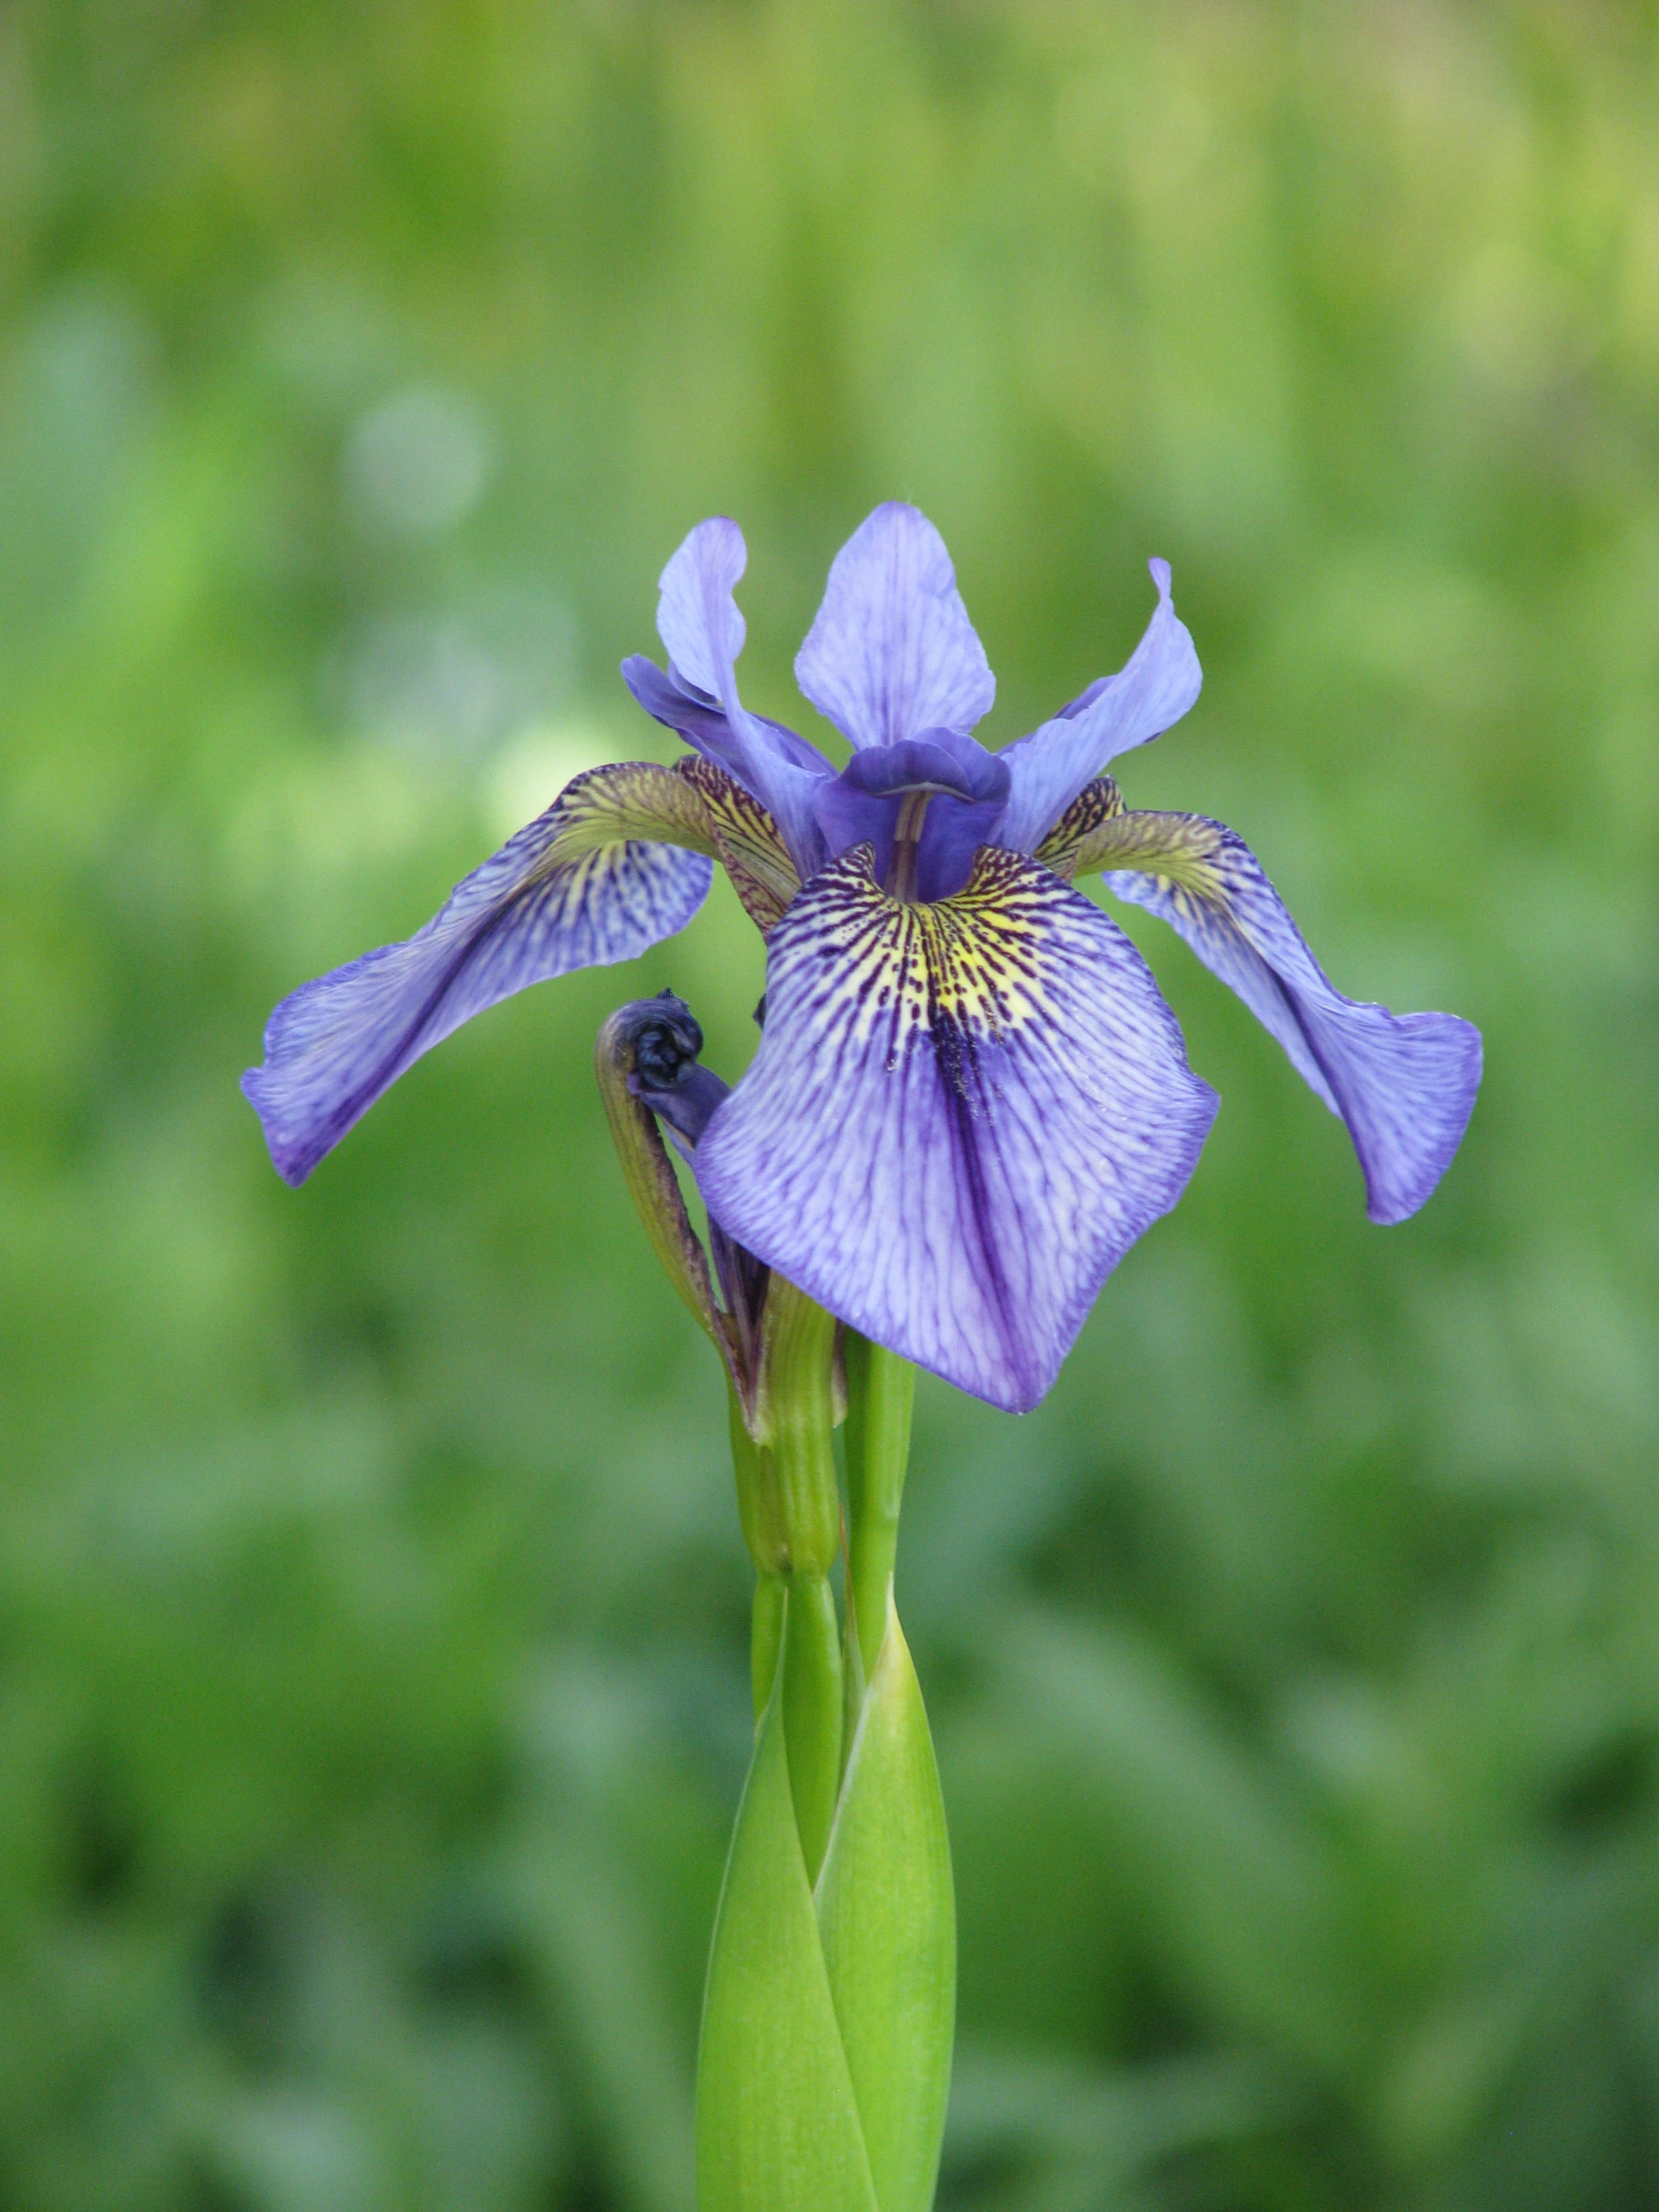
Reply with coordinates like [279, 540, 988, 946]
[676, 754, 802, 935]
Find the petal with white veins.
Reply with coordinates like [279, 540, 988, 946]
[695, 845, 1218, 1412]
[243, 762, 715, 1185]
[1047, 801, 1482, 1223]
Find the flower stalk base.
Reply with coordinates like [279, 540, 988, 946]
[593, 997, 955, 2210]
[701, 1334, 954, 2212]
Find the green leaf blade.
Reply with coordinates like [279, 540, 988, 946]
[817, 1597, 956, 2212]
[696, 1627, 880, 2212]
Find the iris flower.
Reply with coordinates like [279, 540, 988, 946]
[244, 505, 1481, 1412]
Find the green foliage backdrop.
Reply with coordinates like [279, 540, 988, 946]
[3, 3, 1657, 2207]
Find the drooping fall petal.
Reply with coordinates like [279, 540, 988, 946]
[243, 763, 715, 1185]
[695, 844, 1218, 1412]
[1048, 801, 1482, 1223]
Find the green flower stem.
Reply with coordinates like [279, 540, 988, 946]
[600, 1006, 949, 2200]
[764, 1281, 844, 1879]
[695, 1631, 881, 2212]
[817, 1596, 956, 2212]
[729, 1288, 846, 1877]
[729, 1389, 785, 1716]
[781, 1568, 842, 1881]
[750, 1571, 786, 1721]
[843, 1332, 916, 1684]
[710, 1338, 952, 2212]
[747, 1569, 841, 1883]
[759, 1281, 842, 1575]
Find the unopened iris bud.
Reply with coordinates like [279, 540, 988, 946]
[628, 992, 702, 1086]
[597, 993, 844, 1554]
[596, 991, 747, 1399]
[618, 996, 775, 1368]
[627, 995, 733, 1151]
[596, 990, 781, 1431]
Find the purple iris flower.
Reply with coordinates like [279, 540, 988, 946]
[243, 504, 1481, 1412]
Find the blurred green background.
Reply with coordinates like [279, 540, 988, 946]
[3, 3, 1657, 2207]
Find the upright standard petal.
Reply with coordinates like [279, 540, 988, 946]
[1042, 798, 1482, 1223]
[996, 558, 1201, 855]
[653, 518, 827, 878]
[243, 763, 716, 1186]
[621, 655, 831, 777]
[794, 504, 996, 751]
[694, 846, 1218, 1413]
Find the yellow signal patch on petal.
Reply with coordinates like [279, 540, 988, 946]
[694, 841, 1217, 1412]
[547, 756, 803, 938]
[1047, 804, 1233, 908]
[794, 844, 1065, 1069]
[243, 760, 718, 1187]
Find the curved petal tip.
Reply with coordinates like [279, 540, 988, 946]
[243, 767, 714, 1185]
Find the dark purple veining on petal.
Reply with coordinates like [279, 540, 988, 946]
[1097, 813, 1482, 1223]
[243, 775, 713, 1186]
[695, 844, 1218, 1412]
